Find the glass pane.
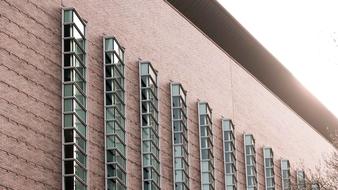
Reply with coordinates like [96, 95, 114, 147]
[175, 170, 183, 182]
[64, 39, 72, 52]
[64, 25, 72, 38]
[64, 84, 73, 96]
[64, 145, 74, 158]
[64, 114, 73, 128]
[64, 99, 73, 112]
[73, 26, 83, 41]
[105, 38, 113, 51]
[172, 84, 179, 96]
[64, 160, 74, 174]
[107, 179, 116, 190]
[143, 141, 151, 153]
[65, 176, 74, 190]
[74, 100, 86, 122]
[74, 87, 85, 107]
[64, 69, 73, 82]
[223, 120, 231, 131]
[73, 12, 84, 34]
[75, 162, 86, 181]
[75, 147, 86, 165]
[140, 63, 149, 75]
[106, 107, 116, 120]
[74, 115, 86, 136]
[64, 10, 73, 22]
[199, 103, 206, 114]
[107, 149, 116, 163]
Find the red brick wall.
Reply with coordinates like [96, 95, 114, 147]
[0, 0, 335, 190]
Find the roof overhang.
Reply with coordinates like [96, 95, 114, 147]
[167, 0, 338, 143]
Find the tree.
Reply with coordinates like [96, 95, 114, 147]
[297, 129, 338, 190]
[302, 151, 338, 190]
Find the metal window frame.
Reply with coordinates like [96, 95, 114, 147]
[311, 183, 320, 190]
[297, 170, 306, 190]
[62, 7, 88, 190]
[103, 36, 127, 190]
[139, 61, 160, 190]
[222, 119, 237, 190]
[243, 134, 257, 190]
[281, 159, 291, 190]
[170, 82, 189, 190]
[263, 147, 275, 190]
[198, 101, 214, 190]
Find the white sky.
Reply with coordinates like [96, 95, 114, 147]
[217, 0, 338, 118]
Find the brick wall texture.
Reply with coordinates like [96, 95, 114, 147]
[0, 0, 335, 190]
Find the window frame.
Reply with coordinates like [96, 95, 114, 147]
[244, 134, 258, 190]
[139, 61, 160, 190]
[62, 7, 87, 190]
[263, 147, 275, 190]
[198, 102, 215, 190]
[103, 36, 127, 190]
[281, 159, 291, 190]
[171, 83, 190, 190]
[222, 119, 237, 190]
[297, 170, 306, 190]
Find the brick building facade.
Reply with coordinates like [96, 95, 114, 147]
[0, 0, 335, 190]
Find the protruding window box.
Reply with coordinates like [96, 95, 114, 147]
[139, 62, 160, 190]
[222, 119, 237, 190]
[244, 134, 257, 190]
[198, 102, 214, 190]
[104, 37, 126, 190]
[171, 83, 189, 190]
[263, 147, 275, 190]
[281, 160, 291, 190]
[62, 7, 87, 190]
[297, 170, 306, 190]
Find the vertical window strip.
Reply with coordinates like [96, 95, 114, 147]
[104, 37, 127, 190]
[244, 134, 257, 190]
[171, 83, 189, 190]
[222, 119, 237, 190]
[311, 183, 320, 190]
[263, 147, 275, 190]
[198, 102, 215, 190]
[297, 170, 306, 190]
[139, 62, 160, 190]
[62, 8, 88, 190]
[281, 160, 291, 190]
